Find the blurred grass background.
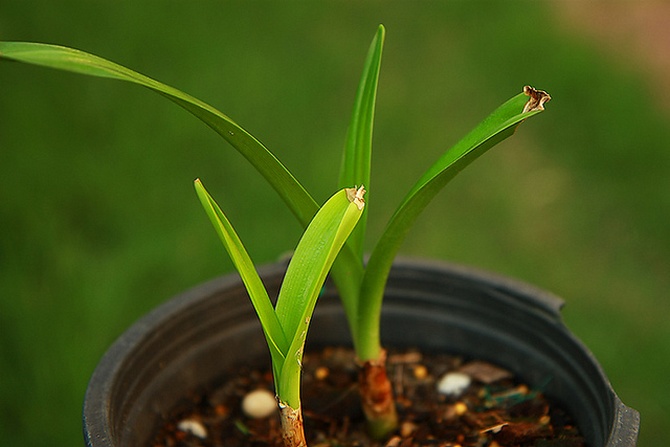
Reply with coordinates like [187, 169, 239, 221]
[1, 2, 668, 446]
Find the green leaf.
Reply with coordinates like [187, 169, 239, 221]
[338, 24, 385, 260]
[195, 179, 364, 408]
[0, 39, 366, 331]
[355, 91, 549, 360]
[194, 179, 289, 366]
[275, 186, 365, 407]
[0, 41, 318, 226]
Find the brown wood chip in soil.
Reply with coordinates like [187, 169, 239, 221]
[151, 347, 585, 447]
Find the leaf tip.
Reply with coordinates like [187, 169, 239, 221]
[345, 185, 366, 211]
[522, 86, 551, 113]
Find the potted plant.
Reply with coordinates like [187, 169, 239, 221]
[0, 25, 639, 446]
[195, 181, 366, 446]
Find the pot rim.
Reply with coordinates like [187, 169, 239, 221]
[83, 257, 639, 446]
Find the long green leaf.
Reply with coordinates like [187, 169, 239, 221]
[276, 187, 365, 407]
[338, 24, 385, 260]
[194, 179, 289, 366]
[0, 39, 366, 326]
[0, 41, 317, 226]
[355, 91, 548, 360]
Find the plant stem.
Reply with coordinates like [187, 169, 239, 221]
[358, 350, 398, 440]
[279, 404, 308, 447]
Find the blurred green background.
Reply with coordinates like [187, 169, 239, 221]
[1, 2, 668, 446]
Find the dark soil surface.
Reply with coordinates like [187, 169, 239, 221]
[152, 347, 585, 447]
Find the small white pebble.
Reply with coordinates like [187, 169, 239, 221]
[177, 419, 208, 439]
[437, 372, 472, 397]
[241, 389, 277, 419]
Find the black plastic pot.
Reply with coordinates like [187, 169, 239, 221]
[83, 259, 639, 446]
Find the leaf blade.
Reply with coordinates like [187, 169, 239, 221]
[0, 40, 368, 326]
[0, 40, 369, 320]
[194, 179, 289, 363]
[0, 41, 317, 226]
[275, 187, 365, 407]
[338, 24, 385, 259]
[355, 91, 548, 360]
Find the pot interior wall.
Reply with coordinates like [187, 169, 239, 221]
[84, 260, 637, 447]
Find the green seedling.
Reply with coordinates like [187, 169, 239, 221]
[195, 181, 365, 446]
[0, 26, 549, 440]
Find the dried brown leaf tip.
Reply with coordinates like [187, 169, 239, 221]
[522, 85, 551, 113]
[346, 185, 366, 211]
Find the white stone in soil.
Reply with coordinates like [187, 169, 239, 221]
[242, 388, 277, 419]
[177, 419, 208, 439]
[437, 372, 472, 397]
